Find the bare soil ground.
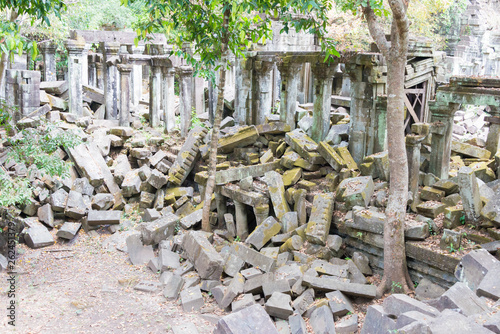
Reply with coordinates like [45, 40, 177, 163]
[0, 230, 220, 334]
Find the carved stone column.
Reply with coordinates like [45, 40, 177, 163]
[149, 57, 162, 128]
[95, 56, 104, 90]
[40, 41, 57, 82]
[278, 61, 302, 129]
[100, 42, 120, 119]
[311, 61, 336, 142]
[65, 39, 85, 117]
[406, 134, 425, 212]
[162, 64, 176, 133]
[117, 64, 132, 127]
[235, 57, 253, 125]
[130, 45, 145, 107]
[178, 66, 193, 136]
[253, 59, 274, 125]
[88, 54, 97, 87]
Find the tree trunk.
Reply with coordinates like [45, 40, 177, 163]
[0, 9, 19, 100]
[201, 6, 230, 232]
[363, 0, 413, 296]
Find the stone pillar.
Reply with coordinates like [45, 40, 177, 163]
[253, 59, 274, 125]
[95, 58, 104, 90]
[253, 204, 269, 226]
[130, 45, 145, 107]
[311, 62, 336, 143]
[40, 41, 57, 82]
[100, 42, 120, 119]
[234, 57, 253, 125]
[485, 106, 500, 156]
[5, 69, 40, 122]
[65, 39, 85, 117]
[234, 201, 248, 240]
[278, 61, 302, 129]
[178, 66, 193, 136]
[81, 44, 91, 85]
[458, 166, 482, 224]
[428, 101, 460, 179]
[149, 58, 162, 128]
[162, 65, 176, 133]
[118, 64, 132, 127]
[192, 76, 205, 115]
[215, 193, 227, 229]
[406, 134, 425, 212]
[88, 54, 97, 88]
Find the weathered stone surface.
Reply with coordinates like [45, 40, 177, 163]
[232, 243, 276, 272]
[383, 294, 440, 318]
[214, 304, 279, 334]
[25, 225, 54, 249]
[481, 194, 500, 226]
[291, 288, 315, 316]
[311, 260, 348, 278]
[281, 212, 298, 233]
[337, 176, 374, 209]
[262, 279, 291, 299]
[416, 201, 446, 219]
[309, 305, 336, 334]
[182, 231, 224, 280]
[121, 170, 141, 197]
[318, 142, 343, 172]
[285, 129, 325, 165]
[161, 272, 184, 300]
[360, 305, 396, 334]
[87, 210, 121, 225]
[224, 254, 245, 277]
[455, 249, 499, 291]
[169, 126, 207, 186]
[37, 203, 54, 227]
[91, 193, 114, 210]
[282, 168, 302, 187]
[289, 313, 307, 334]
[305, 193, 335, 245]
[181, 286, 204, 312]
[264, 171, 290, 220]
[420, 186, 445, 202]
[67, 144, 104, 187]
[452, 141, 491, 159]
[476, 264, 500, 300]
[180, 209, 202, 229]
[158, 248, 180, 272]
[147, 169, 168, 189]
[220, 273, 245, 309]
[326, 290, 354, 317]
[126, 234, 154, 265]
[265, 292, 294, 319]
[134, 280, 162, 293]
[56, 222, 81, 240]
[349, 206, 385, 234]
[415, 278, 446, 301]
[458, 166, 482, 223]
[246, 216, 281, 250]
[142, 208, 161, 222]
[352, 251, 372, 276]
[428, 282, 489, 316]
[336, 314, 358, 334]
[141, 212, 179, 245]
[218, 126, 259, 154]
[303, 274, 376, 298]
[440, 229, 462, 251]
[50, 188, 68, 212]
[428, 309, 492, 334]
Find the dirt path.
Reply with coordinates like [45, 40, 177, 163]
[1, 230, 221, 334]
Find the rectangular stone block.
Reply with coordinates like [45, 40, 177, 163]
[302, 274, 376, 298]
[182, 231, 224, 280]
[87, 210, 121, 225]
[318, 141, 343, 172]
[232, 243, 276, 272]
[264, 171, 290, 220]
[285, 129, 325, 165]
[246, 216, 281, 250]
[305, 193, 335, 245]
[141, 212, 179, 245]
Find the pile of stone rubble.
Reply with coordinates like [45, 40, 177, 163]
[1, 83, 500, 332]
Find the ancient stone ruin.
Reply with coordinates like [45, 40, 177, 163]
[1, 17, 500, 334]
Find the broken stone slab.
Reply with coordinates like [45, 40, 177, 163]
[256, 122, 291, 135]
[264, 171, 290, 220]
[318, 141, 343, 172]
[352, 251, 372, 276]
[440, 228, 462, 251]
[133, 280, 162, 293]
[210, 161, 282, 185]
[87, 210, 121, 225]
[262, 279, 291, 299]
[113, 155, 131, 186]
[285, 129, 325, 165]
[50, 188, 68, 212]
[336, 314, 358, 334]
[291, 288, 315, 316]
[309, 305, 336, 334]
[214, 304, 279, 334]
[224, 254, 245, 277]
[158, 248, 180, 272]
[458, 166, 482, 223]
[168, 126, 207, 186]
[281, 212, 299, 233]
[326, 290, 354, 317]
[451, 141, 491, 159]
[476, 264, 500, 301]
[141, 208, 161, 222]
[161, 272, 184, 300]
[147, 169, 168, 189]
[67, 144, 104, 187]
[25, 225, 54, 249]
[180, 209, 202, 229]
[311, 260, 349, 278]
[126, 234, 154, 265]
[305, 193, 335, 245]
[56, 222, 81, 240]
[337, 176, 374, 209]
[91, 193, 114, 211]
[219, 184, 269, 208]
[383, 294, 440, 318]
[218, 125, 259, 154]
[182, 231, 224, 280]
[246, 216, 281, 250]
[480, 194, 500, 226]
[220, 273, 245, 309]
[172, 323, 199, 334]
[428, 308, 492, 334]
[347, 206, 385, 234]
[64, 190, 86, 219]
[302, 274, 376, 298]
[455, 248, 500, 292]
[336, 146, 358, 171]
[37, 203, 54, 227]
[180, 286, 204, 312]
[232, 243, 276, 273]
[289, 313, 307, 334]
[121, 170, 142, 198]
[360, 305, 396, 334]
[265, 292, 294, 319]
[414, 278, 446, 301]
[416, 201, 446, 219]
[141, 212, 179, 245]
[427, 282, 489, 316]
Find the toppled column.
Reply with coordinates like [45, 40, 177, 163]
[40, 41, 57, 81]
[264, 171, 290, 221]
[66, 39, 86, 117]
[428, 101, 460, 179]
[458, 166, 482, 224]
[305, 193, 335, 245]
[100, 42, 120, 119]
[278, 60, 302, 129]
[149, 57, 162, 128]
[161, 61, 176, 133]
[117, 64, 132, 127]
[234, 200, 248, 239]
[311, 61, 336, 142]
[178, 66, 193, 136]
[253, 59, 274, 125]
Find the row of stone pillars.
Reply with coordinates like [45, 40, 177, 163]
[61, 39, 197, 135]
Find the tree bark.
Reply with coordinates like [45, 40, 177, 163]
[364, 0, 413, 296]
[201, 7, 230, 232]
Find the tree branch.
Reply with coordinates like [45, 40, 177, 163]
[362, 4, 390, 56]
